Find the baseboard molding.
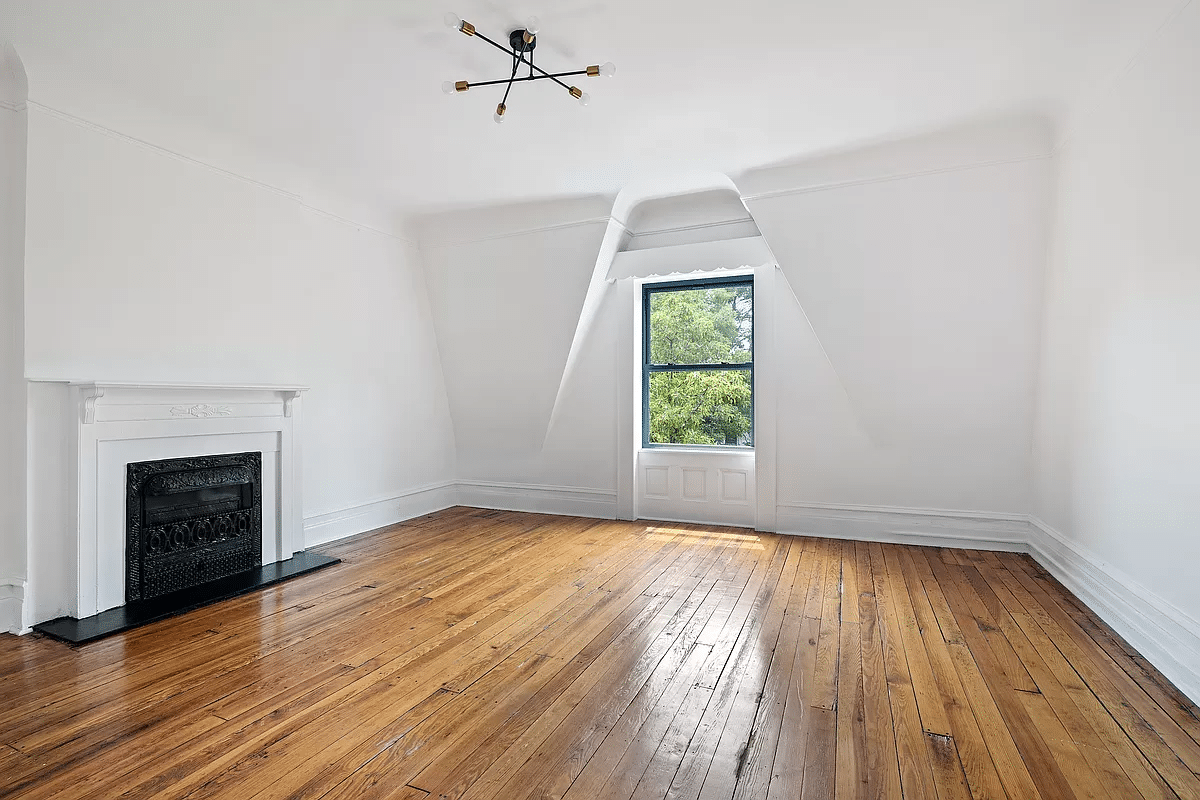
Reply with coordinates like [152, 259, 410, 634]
[300, 480, 618, 548]
[775, 502, 1030, 551]
[303, 481, 458, 548]
[457, 480, 618, 519]
[1027, 517, 1200, 704]
[17, 481, 1199, 706]
[1, 578, 25, 636]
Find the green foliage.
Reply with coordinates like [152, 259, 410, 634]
[647, 286, 753, 446]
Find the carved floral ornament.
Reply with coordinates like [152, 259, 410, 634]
[169, 407, 234, 419]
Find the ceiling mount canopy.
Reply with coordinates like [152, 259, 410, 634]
[441, 12, 616, 124]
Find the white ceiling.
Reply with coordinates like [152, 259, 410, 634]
[0, 0, 1178, 217]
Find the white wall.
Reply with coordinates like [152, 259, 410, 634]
[419, 120, 1052, 529]
[0, 41, 28, 634]
[747, 153, 1051, 514]
[1033, 4, 1200, 628]
[22, 109, 457, 546]
[421, 200, 619, 503]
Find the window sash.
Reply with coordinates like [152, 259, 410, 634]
[642, 276, 754, 448]
[643, 275, 754, 370]
[646, 363, 752, 373]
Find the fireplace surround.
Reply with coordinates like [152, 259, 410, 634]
[22, 381, 326, 636]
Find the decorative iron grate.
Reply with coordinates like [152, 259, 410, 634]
[126, 452, 262, 602]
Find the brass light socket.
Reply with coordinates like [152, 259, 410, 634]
[496, 103, 506, 116]
[569, 86, 583, 99]
[523, 31, 535, 44]
[455, 81, 469, 92]
[460, 21, 476, 36]
[586, 65, 600, 77]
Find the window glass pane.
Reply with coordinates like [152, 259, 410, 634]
[648, 370, 753, 446]
[648, 285, 752, 366]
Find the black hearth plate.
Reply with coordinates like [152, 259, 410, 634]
[32, 551, 341, 645]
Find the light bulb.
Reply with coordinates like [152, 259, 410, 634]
[444, 11, 462, 29]
[525, 16, 540, 34]
[578, 92, 591, 107]
[441, 80, 456, 95]
[600, 61, 616, 78]
[494, 103, 507, 124]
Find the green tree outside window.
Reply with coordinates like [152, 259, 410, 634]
[645, 280, 753, 446]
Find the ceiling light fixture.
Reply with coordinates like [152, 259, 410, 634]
[441, 12, 615, 124]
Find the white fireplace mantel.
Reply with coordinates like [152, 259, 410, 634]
[24, 380, 308, 625]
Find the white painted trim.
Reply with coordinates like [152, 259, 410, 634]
[615, 279, 636, 520]
[626, 217, 756, 240]
[57, 380, 308, 392]
[1053, 0, 1195, 153]
[0, 578, 24, 635]
[0, 99, 26, 112]
[420, 216, 612, 248]
[25, 101, 414, 244]
[636, 514, 755, 530]
[608, 237, 773, 281]
[457, 481, 617, 519]
[302, 480, 618, 548]
[753, 263, 778, 532]
[740, 154, 1052, 203]
[303, 481, 458, 548]
[775, 502, 1030, 551]
[1027, 517, 1200, 704]
[24, 381, 306, 619]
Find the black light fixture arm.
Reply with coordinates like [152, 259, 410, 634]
[471, 29, 575, 94]
[442, 12, 616, 122]
[463, 70, 590, 90]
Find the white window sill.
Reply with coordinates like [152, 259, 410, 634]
[639, 446, 755, 455]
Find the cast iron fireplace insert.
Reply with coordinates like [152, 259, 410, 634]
[126, 451, 263, 602]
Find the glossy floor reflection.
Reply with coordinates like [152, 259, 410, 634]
[2, 507, 1198, 800]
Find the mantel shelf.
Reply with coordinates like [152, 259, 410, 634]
[26, 379, 310, 393]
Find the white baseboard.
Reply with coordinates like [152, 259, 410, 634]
[772, 503, 1200, 704]
[1027, 517, 1200, 705]
[457, 480, 618, 519]
[1, 578, 25, 635]
[16, 479, 1197, 707]
[775, 502, 1030, 551]
[303, 481, 458, 548]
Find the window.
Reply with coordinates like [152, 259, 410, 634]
[643, 275, 754, 447]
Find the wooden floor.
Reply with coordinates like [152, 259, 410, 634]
[3, 508, 1200, 800]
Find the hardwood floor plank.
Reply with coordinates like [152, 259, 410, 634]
[655, 538, 792, 800]
[1017, 556, 1200, 755]
[882, 545, 953, 736]
[416, 546, 750, 800]
[869, 543, 938, 800]
[834, 619, 869, 799]
[925, 733, 974, 800]
[897, 549, 1010, 800]
[990, 564, 1187, 800]
[1, 510, 1198, 800]
[920, 551, 1044, 800]
[705, 540, 806, 800]
[932, 557, 1079, 800]
[856, 593, 903, 800]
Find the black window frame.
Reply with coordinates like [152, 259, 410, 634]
[642, 274, 755, 449]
